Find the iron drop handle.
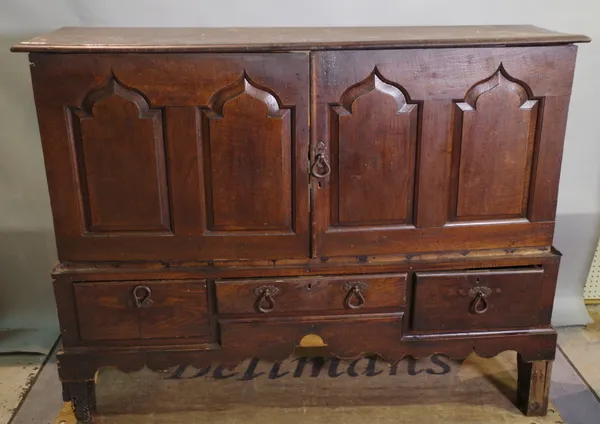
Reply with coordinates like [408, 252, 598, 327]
[311, 154, 331, 178]
[311, 142, 331, 178]
[469, 286, 491, 315]
[344, 282, 368, 309]
[133, 285, 154, 308]
[254, 286, 280, 313]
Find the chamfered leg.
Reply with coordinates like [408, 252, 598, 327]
[62, 380, 96, 423]
[517, 354, 553, 416]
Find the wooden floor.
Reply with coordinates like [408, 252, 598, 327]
[4, 305, 600, 424]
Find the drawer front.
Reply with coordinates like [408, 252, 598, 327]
[216, 274, 407, 315]
[74, 280, 211, 341]
[412, 268, 545, 332]
[220, 313, 404, 357]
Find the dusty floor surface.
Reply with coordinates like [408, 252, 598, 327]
[0, 355, 43, 424]
[558, 304, 600, 397]
[54, 351, 565, 424]
[4, 306, 600, 423]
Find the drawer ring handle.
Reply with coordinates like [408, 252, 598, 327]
[254, 286, 280, 313]
[133, 285, 154, 308]
[344, 282, 368, 309]
[311, 153, 331, 179]
[470, 293, 489, 314]
[469, 286, 491, 315]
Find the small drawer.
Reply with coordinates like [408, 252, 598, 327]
[74, 280, 211, 342]
[220, 313, 404, 356]
[412, 268, 545, 332]
[216, 273, 407, 315]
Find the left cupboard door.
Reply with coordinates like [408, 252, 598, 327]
[30, 53, 310, 261]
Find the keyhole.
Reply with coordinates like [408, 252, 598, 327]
[476, 277, 480, 283]
[318, 182, 322, 188]
[307, 283, 313, 290]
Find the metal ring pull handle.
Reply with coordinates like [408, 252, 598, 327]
[311, 154, 331, 178]
[254, 286, 280, 313]
[133, 285, 154, 308]
[343, 282, 368, 309]
[311, 142, 331, 179]
[468, 286, 491, 315]
[470, 293, 489, 314]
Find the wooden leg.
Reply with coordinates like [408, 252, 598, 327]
[62, 380, 97, 423]
[516, 354, 553, 416]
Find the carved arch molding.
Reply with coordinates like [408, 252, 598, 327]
[449, 64, 541, 222]
[69, 76, 171, 234]
[69, 71, 295, 236]
[201, 72, 294, 234]
[68, 66, 540, 235]
[328, 67, 419, 228]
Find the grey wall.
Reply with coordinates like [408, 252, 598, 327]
[1, 0, 599, 329]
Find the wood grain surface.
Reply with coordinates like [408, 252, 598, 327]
[12, 25, 590, 53]
[17, 25, 589, 422]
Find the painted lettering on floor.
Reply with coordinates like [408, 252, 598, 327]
[165, 355, 452, 381]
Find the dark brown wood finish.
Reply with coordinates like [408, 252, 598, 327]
[63, 380, 96, 424]
[29, 53, 310, 261]
[517, 355, 553, 416]
[220, 313, 405, 357]
[13, 26, 589, 422]
[449, 66, 539, 221]
[70, 80, 170, 233]
[53, 247, 559, 280]
[74, 280, 211, 342]
[411, 268, 546, 331]
[11, 25, 590, 53]
[311, 46, 577, 257]
[55, 329, 558, 378]
[216, 274, 406, 315]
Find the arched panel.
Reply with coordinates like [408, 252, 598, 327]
[329, 68, 419, 227]
[449, 65, 540, 221]
[70, 77, 170, 234]
[202, 74, 293, 232]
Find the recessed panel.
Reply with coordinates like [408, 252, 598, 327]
[71, 79, 170, 234]
[330, 70, 418, 228]
[450, 66, 539, 222]
[202, 76, 292, 232]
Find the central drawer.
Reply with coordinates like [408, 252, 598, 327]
[215, 274, 407, 315]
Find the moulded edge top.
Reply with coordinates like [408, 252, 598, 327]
[10, 25, 591, 53]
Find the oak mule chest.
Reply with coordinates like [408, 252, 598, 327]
[13, 25, 590, 422]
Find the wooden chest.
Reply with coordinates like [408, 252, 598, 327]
[12, 25, 590, 422]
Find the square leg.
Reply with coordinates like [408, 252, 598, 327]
[62, 380, 97, 423]
[517, 354, 553, 416]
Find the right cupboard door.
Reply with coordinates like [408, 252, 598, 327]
[311, 47, 577, 257]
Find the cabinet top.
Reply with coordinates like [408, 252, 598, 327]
[11, 25, 590, 53]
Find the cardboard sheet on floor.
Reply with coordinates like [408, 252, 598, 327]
[0, 331, 57, 424]
[0, 329, 58, 354]
[558, 304, 600, 398]
[55, 351, 564, 424]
